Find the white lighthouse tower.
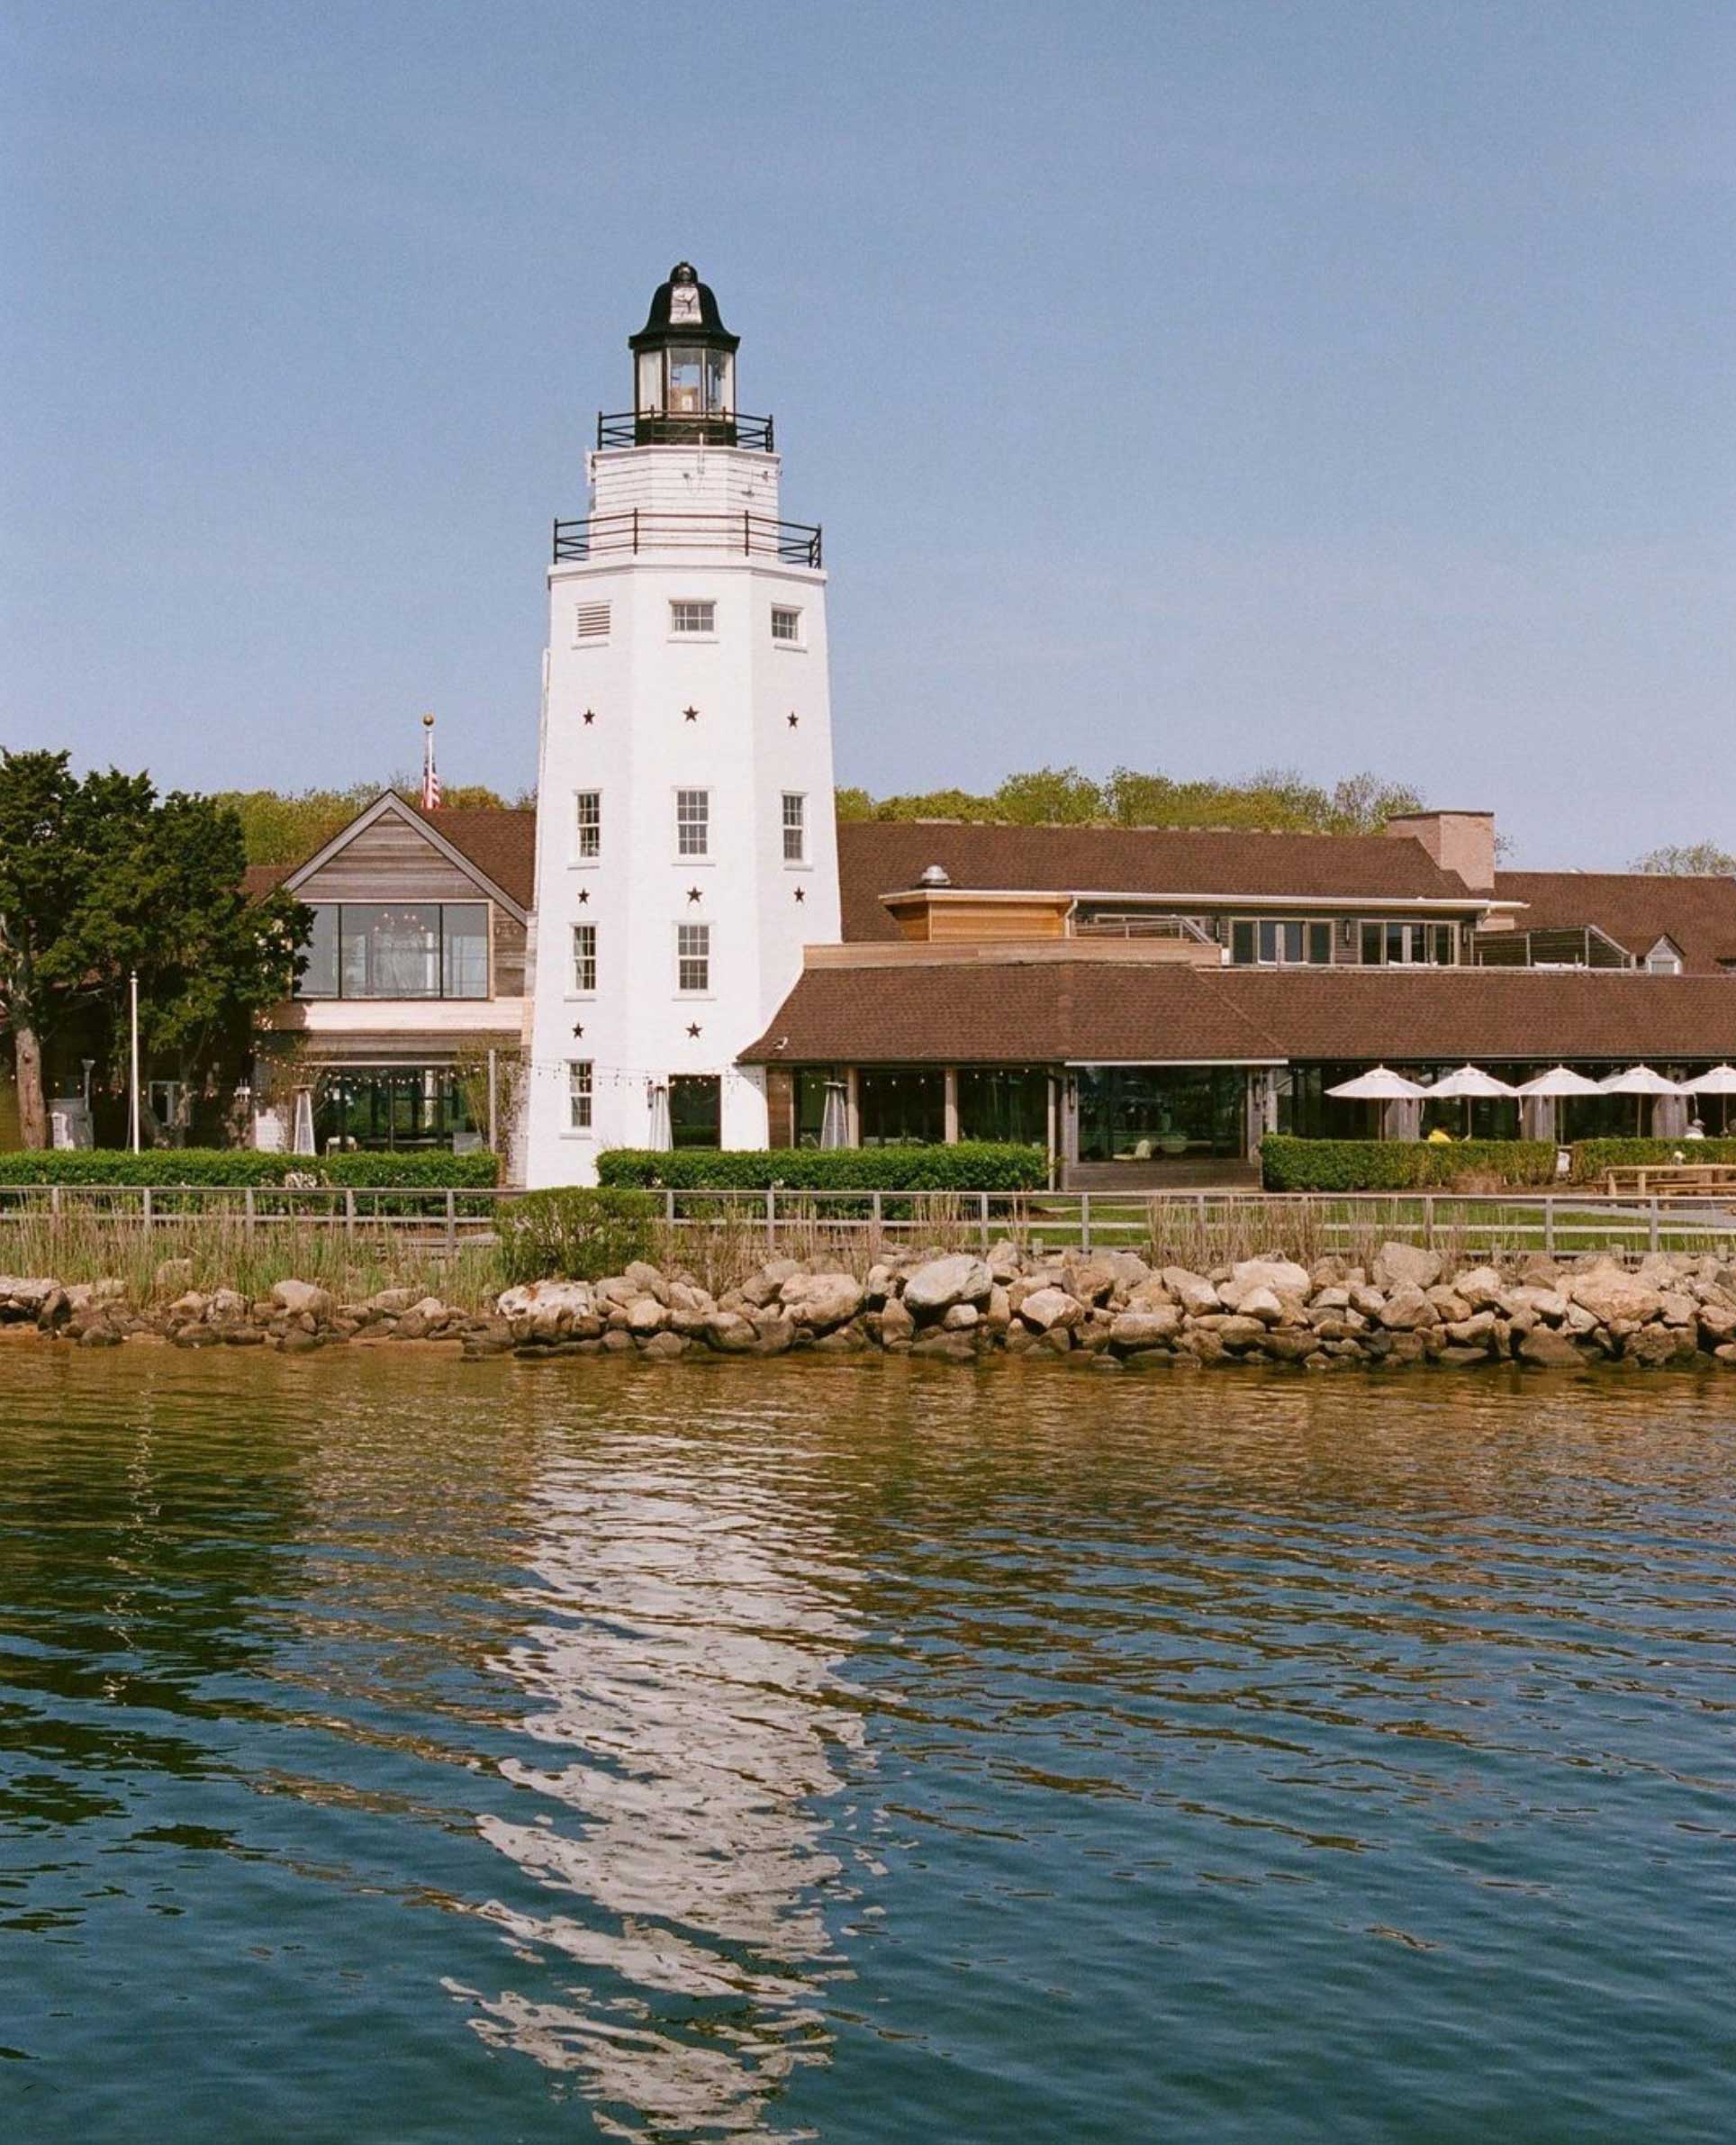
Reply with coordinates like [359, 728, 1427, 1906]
[524, 265, 839, 1185]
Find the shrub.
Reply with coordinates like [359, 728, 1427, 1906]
[0, 1148, 500, 1188]
[1259, 1136, 1559, 1192]
[498, 1187, 657, 1285]
[595, 1143, 1047, 1191]
[1568, 1138, 1736, 1183]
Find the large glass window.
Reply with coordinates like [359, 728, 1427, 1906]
[665, 347, 705, 414]
[1361, 920, 1458, 966]
[575, 790, 601, 860]
[858, 1069, 945, 1145]
[567, 1061, 592, 1132]
[677, 922, 710, 992]
[670, 601, 716, 637]
[572, 923, 596, 994]
[314, 1067, 475, 1152]
[958, 1068, 1050, 1145]
[1076, 1066, 1246, 1163]
[676, 789, 710, 855]
[1231, 919, 1332, 965]
[782, 792, 806, 863]
[294, 903, 489, 1000]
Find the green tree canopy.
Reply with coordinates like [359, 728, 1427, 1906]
[1630, 841, 1736, 875]
[835, 763, 1424, 833]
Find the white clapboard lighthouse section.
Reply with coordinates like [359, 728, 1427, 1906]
[525, 264, 839, 1186]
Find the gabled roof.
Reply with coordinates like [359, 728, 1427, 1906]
[742, 958, 1736, 1067]
[836, 819, 1483, 941]
[249, 793, 538, 916]
[1494, 872, 1736, 975]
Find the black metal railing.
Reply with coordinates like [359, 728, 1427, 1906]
[596, 410, 775, 451]
[553, 510, 822, 568]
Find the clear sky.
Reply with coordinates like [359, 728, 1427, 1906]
[2, 0, 1730, 866]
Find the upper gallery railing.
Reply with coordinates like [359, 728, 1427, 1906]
[595, 410, 775, 451]
[553, 511, 823, 568]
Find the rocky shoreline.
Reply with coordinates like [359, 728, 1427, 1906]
[4, 1239, 1736, 1369]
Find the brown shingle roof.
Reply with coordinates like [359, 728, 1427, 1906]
[743, 958, 1736, 1066]
[1496, 872, 1736, 975]
[406, 804, 538, 909]
[836, 819, 1478, 940]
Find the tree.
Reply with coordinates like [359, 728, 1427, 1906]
[0, 752, 306, 1147]
[213, 778, 529, 866]
[1631, 841, 1736, 876]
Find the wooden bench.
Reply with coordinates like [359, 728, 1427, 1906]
[1605, 1163, 1736, 1199]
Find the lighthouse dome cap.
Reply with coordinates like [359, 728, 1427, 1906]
[630, 262, 739, 349]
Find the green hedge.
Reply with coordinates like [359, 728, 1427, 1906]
[0, 1148, 501, 1188]
[1568, 1138, 1736, 1183]
[1259, 1136, 1560, 1191]
[595, 1143, 1048, 1191]
[499, 1188, 657, 1285]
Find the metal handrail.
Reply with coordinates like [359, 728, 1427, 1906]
[595, 410, 775, 452]
[553, 510, 822, 567]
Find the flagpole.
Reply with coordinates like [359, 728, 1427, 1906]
[421, 711, 439, 810]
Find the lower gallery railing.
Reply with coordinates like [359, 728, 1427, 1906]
[1, 1185, 1733, 1263]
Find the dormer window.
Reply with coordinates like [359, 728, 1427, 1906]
[1646, 937, 1685, 974]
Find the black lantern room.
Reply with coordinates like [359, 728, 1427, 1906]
[626, 263, 742, 447]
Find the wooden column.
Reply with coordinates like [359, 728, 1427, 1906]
[845, 1067, 860, 1147]
[943, 1067, 960, 1145]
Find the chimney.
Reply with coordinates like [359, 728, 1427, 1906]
[1385, 810, 1496, 895]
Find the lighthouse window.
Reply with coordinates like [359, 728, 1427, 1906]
[575, 790, 601, 860]
[771, 606, 802, 644]
[675, 789, 710, 857]
[782, 792, 806, 864]
[670, 600, 716, 637]
[665, 347, 705, 414]
[571, 923, 596, 995]
[677, 923, 711, 994]
[566, 1061, 593, 1132]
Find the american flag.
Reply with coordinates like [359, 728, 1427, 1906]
[420, 714, 441, 810]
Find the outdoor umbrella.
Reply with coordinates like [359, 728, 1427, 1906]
[1677, 1064, 1736, 1135]
[1325, 1065, 1427, 1140]
[1514, 1065, 1605, 1145]
[1598, 1065, 1689, 1136]
[818, 1081, 849, 1150]
[646, 1082, 673, 1153]
[1421, 1064, 1518, 1140]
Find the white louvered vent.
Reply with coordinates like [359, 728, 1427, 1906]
[574, 602, 611, 640]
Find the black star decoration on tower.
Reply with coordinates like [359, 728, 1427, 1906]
[793, 885, 805, 902]
[683, 705, 700, 723]
[582, 708, 595, 726]
[686, 887, 703, 904]
[571, 1021, 585, 1039]
[686, 1022, 701, 1039]
[786, 711, 800, 729]
[576, 887, 590, 905]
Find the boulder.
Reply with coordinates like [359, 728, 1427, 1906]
[1162, 1267, 1220, 1317]
[625, 1297, 668, 1335]
[1062, 1257, 1121, 1306]
[1108, 1306, 1181, 1351]
[1227, 1256, 1312, 1303]
[1377, 1286, 1438, 1332]
[1567, 1269, 1665, 1328]
[1017, 1286, 1082, 1334]
[779, 1272, 864, 1331]
[876, 1298, 916, 1345]
[1519, 1328, 1582, 1368]
[1373, 1242, 1442, 1292]
[1234, 1286, 1286, 1327]
[639, 1330, 686, 1360]
[270, 1280, 332, 1322]
[623, 1261, 671, 1305]
[941, 1303, 979, 1331]
[704, 1311, 756, 1353]
[1453, 1266, 1505, 1310]
[901, 1254, 992, 1317]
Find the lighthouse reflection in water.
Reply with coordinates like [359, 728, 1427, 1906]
[445, 1429, 868, 2139]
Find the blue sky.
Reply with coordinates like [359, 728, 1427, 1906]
[2, 0, 1730, 866]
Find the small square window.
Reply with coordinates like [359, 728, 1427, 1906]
[575, 790, 601, 860]
[670, 600, 716, 637]
[574, 602, 610, 640]
[677, 922, 710, 993]
[771, 605, 801, 644]
[572, 922, 596, 994]
[567, 1061, 593, 1131]
[782, 792, 806, 864]
[676, 788, 710, 857]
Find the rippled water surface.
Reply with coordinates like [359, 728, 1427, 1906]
[3, 1347, 1735, 2140]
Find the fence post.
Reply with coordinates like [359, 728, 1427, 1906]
[1649, 1198, 1659, 1253]
[245, 1186, 256, 1243]
[50, 1183, 61, 1219]
[1424, 1194, 1434, 1249]
[980, 1190, 990, 1252]
[445, 1188, 457, 1255]
[1543, 1196, 1555, 1256]
[142, 1185, 153, 1234]
[872, 1189, 882, 1247]
[1080, 1190, 1091, 1253]
[665, 1188, 676, 1229]
[767, 1184, 777, 1254]
[345, 1188, 356, 1243]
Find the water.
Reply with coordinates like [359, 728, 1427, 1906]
[3, 1347, 1735, 2142]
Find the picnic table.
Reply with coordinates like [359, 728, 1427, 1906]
[1604, 1162, 1736, 1199]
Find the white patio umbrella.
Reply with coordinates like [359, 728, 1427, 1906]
[1676, 1065, 1736, 1134]
[1515, 1066, 1607, 1098]
[1421, 1063, 1518, 1139]
[646, 1081, 673, 1152]
[1599, 1064, 1690, 1136]
[1326, 1064, 1427, 1140]
[291, 1087, 316, 1155]
[818, 1080, 849, 1150]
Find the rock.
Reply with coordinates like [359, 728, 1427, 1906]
[701, 1311, 755, 1352]
[1453, 1267, 1505, 1310]
[779, 1272, 864, 1330]
[1017, 1286, 1081, 1334]
[910, 1331, 977, 1362]
[1214, 1316, 1269, 1351]
[278, 1326, 324, 1354]
[154, 1258, 195, 1290]
[497, 1280, 597, 1340]
[167, 1290, 210, 1321]
[981, 1285, 1012, 1333]
[1658, 1292, 1697, 1328]
[639, 1330, 686, 1360]
[368, 1288, 419, 1314]
[1235, 1286, 1286, 1327]
[625, 1297, 668, 1335]
[1567, 1270, 1665, 1328]
[1228, 1257, 1312, 1303]
[1373, 1242, 1443, 1291]
[751, 1317, 795, 1356]
[622, 1260, 670, 1304]
[875, 1297, 916, 1345]
[1378, 1287, 1437, 1332]
[901, 1254, 992, 1317]
[1698, 1302, 1736, 1344]
[271, 1279, 333, 1322]
[206, 1289, 249, 1325]
[1519, 1329, 1582, 1368]
[0, 1277, 62, 1320]
[1624, 1325, 1696, 1367]
[1109, 1307, 1181, 1351]
[1261, 1331, 1316, 1363]
[941, 1303, 979, 1331]
[1162, 1268, 1220, 1317]
[1349, 1284, 1387, 1319]
[1446, 1312, 1496, 1345]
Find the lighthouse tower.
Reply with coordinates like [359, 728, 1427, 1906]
[524, 265, 839, 1185]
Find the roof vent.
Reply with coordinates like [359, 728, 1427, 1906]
[919, 863, 952, 889]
